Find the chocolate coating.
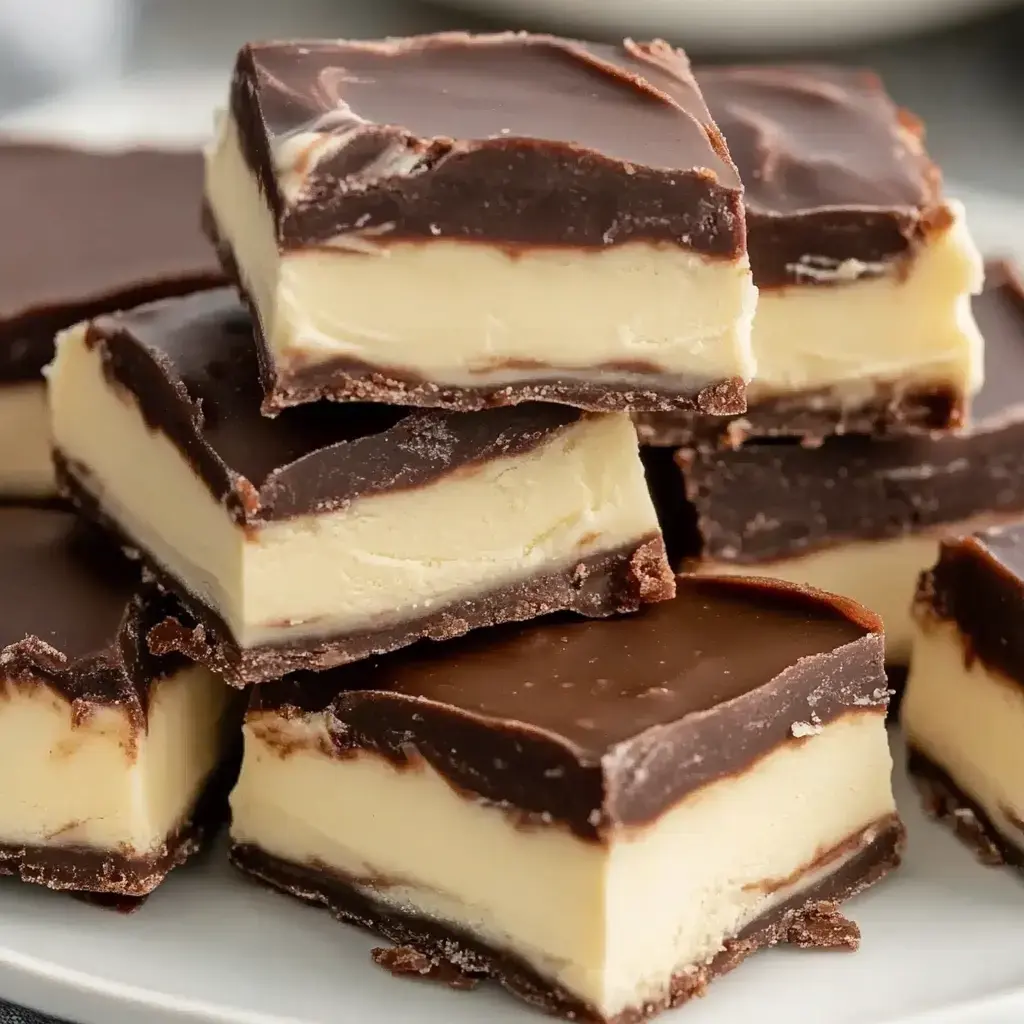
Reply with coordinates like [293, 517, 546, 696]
[0, 506, 180, 715]
[254, 575, 884, 838]
[0, 144, 223, 382]
[83, 289, 586, 524]
[0, 507, 134, 659]
[697, 65, 942, 288]
[919, 523, 1024, 685]
[229, 32, 745, 255]
[676, 266, 1024, 563]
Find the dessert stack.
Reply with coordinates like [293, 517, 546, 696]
[2, 27, 1020, 1024]
[635, 65, 1022, 682]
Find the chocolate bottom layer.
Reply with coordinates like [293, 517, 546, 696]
[907, 747, 1024, 872]
[0, 743, 238, 900]
[633, 382, 961, 449]
[230, 816, 904, 1023]
[204, 205, 747, 418]
[57, 451, 675, 686]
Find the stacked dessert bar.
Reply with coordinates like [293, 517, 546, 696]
[12, 26, 1024, 1023]
[638, 64, 996, 678]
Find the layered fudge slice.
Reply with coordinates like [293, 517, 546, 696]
[230, 575, 903, 1022]
[49, 290, 674, 687]
[0, 144, 222, 498]
[205, 32, 756, 415]
[903, 526, 1024, 871]
[0, 507, 234, 899]
[658, 264, 1024, 668]
[635, 65, 983, 447]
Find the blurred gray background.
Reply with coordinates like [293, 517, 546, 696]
[0, 0, 1020, 196]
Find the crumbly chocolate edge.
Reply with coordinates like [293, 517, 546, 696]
[0, 741, 239, 899]
[907, 747, 1024, 872]
[55, 455, 675, 685]
[150, 534, 674, 687]
[229, 815, 904, 1023]
[0, 580, 190, 732]
[633, 380, 962, 448]
[202, 202, 749, 417]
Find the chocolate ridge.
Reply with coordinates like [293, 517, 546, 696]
[82, 288, 587, 522]
[251, 575, 885, 839]
[230, 816, 904, 1023]
[908, 747, 1024, 873]
[0, 743, 239, 898]
[229, 33, 745, 256]
[57, 452, 674, 686]
[916, 525, 1024, 685]
[0, 144, 223, 383]
[203, 208, 748, 416]
[695, 65, 943, 289]
[149, 534, 673, 688]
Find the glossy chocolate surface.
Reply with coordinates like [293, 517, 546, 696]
[0, 506, 177, 712]
[228, 32, 745, 254]
[698, 65, 942, 287]
[255, 575, 884, 837]
[0, 144, 222, 382]
[0, 506, 135, 659]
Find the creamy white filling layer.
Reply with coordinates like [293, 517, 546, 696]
[49, 328, 662, 649]
[205, 114, 758, 392]
[0, 664, 229, 856]
[749, 204, 984, 398]
[231, 709, 894, 1018]
[0, 381, 55, 497]
[903, 617, 1024, 853]
[694, 514, 1024, 664]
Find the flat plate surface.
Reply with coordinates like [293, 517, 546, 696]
[3, 77, 1024, 1024]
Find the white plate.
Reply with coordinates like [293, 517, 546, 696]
[430, 0, 1019, 51]
[4, 81, 1024, 1024]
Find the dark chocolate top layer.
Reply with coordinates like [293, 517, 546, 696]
[85, 289, 584, 525]
[921, 525, 1024, 684]
[229, 33, 745, 254]
[697, 65, 942, 287]
[682, 266, 1024, 561]
[253, 575, 883, 839]
[0, 507, 177, 715]
[0, 144, 223, 382]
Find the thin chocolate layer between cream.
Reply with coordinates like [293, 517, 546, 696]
[231, 818, 903, 1023]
